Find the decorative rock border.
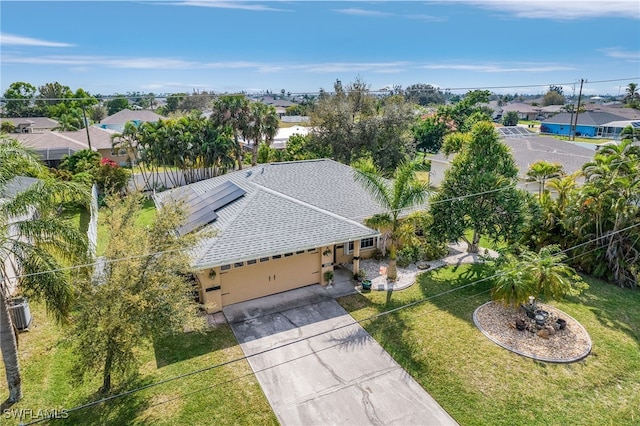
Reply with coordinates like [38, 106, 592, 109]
[473, 301, 592, 363]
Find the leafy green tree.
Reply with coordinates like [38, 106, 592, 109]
[404, 83, 445, 106]
[0, 136, 89, 403]
[35, 81, 73, 113]
[71, 193, 205, 394]
[354, 159, 429, 280]
[2, 82, 37, 117]
[165, 93, 188, 114]
[412, 115, 449, 154]
[59, 149, 101, 177]
[492, 245, 586, 307]
[283, 134, 315, 161]
[105, 95, 130, 115]
[502, 111, 519, 126]
[430, 121, 526, 253]
[311, 79, 415, 172]
[88, 104, 108, 123]
[526, 160, 564, 198]
[541, 86, 565, 106]
[437, 90, 491, 133]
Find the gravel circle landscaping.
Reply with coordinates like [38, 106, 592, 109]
[473, 301, 592, 363]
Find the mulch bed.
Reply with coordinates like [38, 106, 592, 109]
[473, 301, 592, 363]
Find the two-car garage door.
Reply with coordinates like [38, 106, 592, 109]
[220, 250, 321, 306]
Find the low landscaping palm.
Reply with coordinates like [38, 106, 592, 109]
[492, 245, 587, 307]
[354, 159, 429, 280]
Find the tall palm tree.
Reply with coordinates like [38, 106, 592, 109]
[0, 136, 89, 403]
[210, 95, 250, 170]
[624, 82, 638, 103]
[354, 159, 429, 280]
[244, 102, 279, 167]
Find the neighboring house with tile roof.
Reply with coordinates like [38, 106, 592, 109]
[98, 109, 164, 131]
[153, 159, 387, 312]
[429, 135, 594, 195]
[540, 111, 630, 137]
[9, 127, 128, 166]
[0, 117, 59, 133]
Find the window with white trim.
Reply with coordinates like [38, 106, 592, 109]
[345, 237, 376, 254]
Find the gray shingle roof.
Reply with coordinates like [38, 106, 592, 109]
[430, 136, 594, 177]
[154, 159, 385, 268]
[542, 111, 628, 126]
[502, 136, 593, 176]
[100, 109, 164, 125]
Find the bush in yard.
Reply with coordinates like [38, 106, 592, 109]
[96, 157, 130, 194]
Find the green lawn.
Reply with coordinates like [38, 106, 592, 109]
[97, 197, 156, 255]
[0, 302, 277, 425]
[338, 264, 640, 425]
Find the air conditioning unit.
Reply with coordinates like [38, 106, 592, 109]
[8, 297, 32, 330]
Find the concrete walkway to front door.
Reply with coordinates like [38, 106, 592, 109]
[224, 285, 458, 425]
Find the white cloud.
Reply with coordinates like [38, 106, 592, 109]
[0, 33, 74, 47]
[141, 82, 210, 90]
[333, 8, 444, 21]
[601, 47, 640, 61]
[422, 63, 576, 72]
[168, 1, 291, 12]
[333, 8, 393, 17]
[460, 0, 640, 20]
[2, 55, 198, 69]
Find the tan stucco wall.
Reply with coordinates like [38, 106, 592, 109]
[97, 148, 131, 166]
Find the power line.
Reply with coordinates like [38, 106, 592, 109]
[22, 233, 618, 425]
[2, 77, 639, 102]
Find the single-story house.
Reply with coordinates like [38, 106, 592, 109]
[9, 127, 128, 167]
[429, 135, 594, 194]
[0, 117, 59, 133]
[501, 102, 541, 121]
[98, 109, 164, 131]
[271, 125, 311, 150]
[153, 159, 389, 312]
[540, 111, 629, 137]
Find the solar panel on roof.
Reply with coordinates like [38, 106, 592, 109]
[173, 181, 245, 236]
[204, 181, 246, 212]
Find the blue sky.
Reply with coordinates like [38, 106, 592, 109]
[1, 1, 639, 96]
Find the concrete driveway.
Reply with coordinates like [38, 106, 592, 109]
[224, 285, 458, 425]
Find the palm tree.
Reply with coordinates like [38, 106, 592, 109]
[526, 160, 564, 198]
[244, 102, 279, 167]
[624, 82, 638, 103]
[210, 95, 250, 170]
[0, 136, 89, 403]
[492, 245, 586, 307]
[354, 159, 429, 280]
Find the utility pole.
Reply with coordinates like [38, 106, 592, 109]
[571, 79, 585, 142]
[81, 104, 92, 150]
